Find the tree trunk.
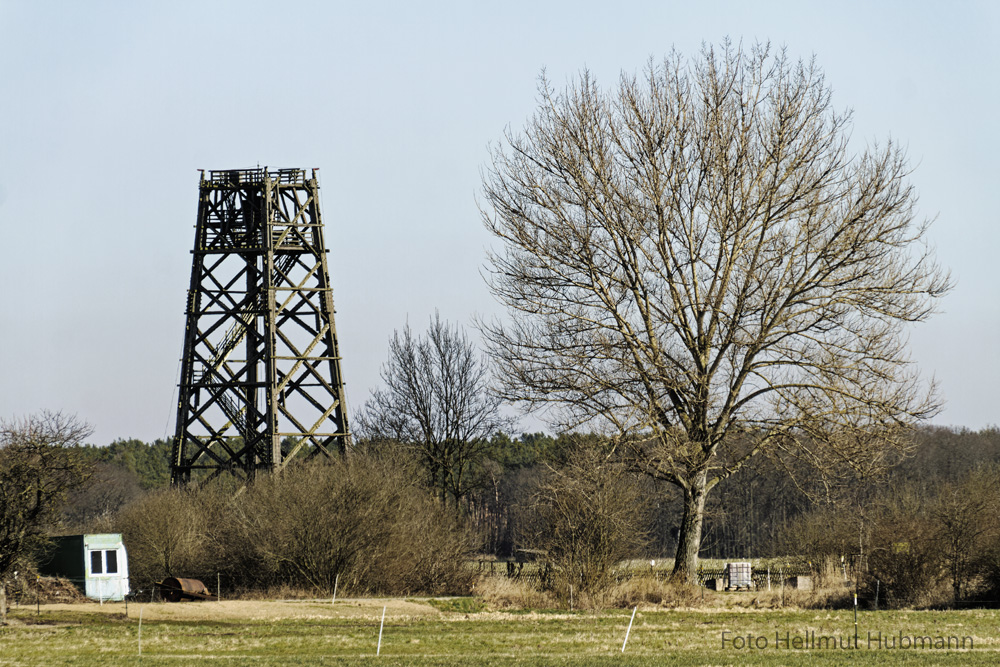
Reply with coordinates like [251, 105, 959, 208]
[670, 470, 708, 585]
[952, 559, 962, 603]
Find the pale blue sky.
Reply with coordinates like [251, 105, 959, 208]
[1, 1, 996, 445]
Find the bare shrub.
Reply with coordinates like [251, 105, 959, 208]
[525, 444, 651, 596]
[785, 470, 1000, 609]
[930, 466, 1000, 602]
[114, 454, 475, 596]
[224, 454, 474, 595]
[370, 486, 475, 595]
[975, 547, 1000, 602]
[113, 486, 207, 590]
[857, 487, 944, 608]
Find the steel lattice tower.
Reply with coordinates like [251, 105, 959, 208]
[171, 167, 350, 484]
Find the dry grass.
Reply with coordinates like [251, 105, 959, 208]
[30, 597, 441, 622]
[228, 584, 329, 601]
[474, 573, 855, 612]
[4, 597, 998, 665]
[472, 576, 557, 610]
[598, 578, 701, 609]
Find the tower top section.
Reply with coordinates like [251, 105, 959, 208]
[200, 167, 317, 186]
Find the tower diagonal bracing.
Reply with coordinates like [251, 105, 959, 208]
[171, 167, 350, 484]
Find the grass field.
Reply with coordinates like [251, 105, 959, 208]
[2, 597, 999, 665]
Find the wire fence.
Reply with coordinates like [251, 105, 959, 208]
[472, 559, 814, 589]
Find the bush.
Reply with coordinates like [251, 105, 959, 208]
[112, 454, 475, 596]
[237, 457, 474, 594]
[781, 486, 952, 608]
[929, 467, 1000, 602]
[113, 486, 211, 590]
[858, 472, 1000, 608]
[525, 445, 651, 596]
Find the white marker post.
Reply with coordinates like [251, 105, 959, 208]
[138, 606, 144, 657]
[853, 593, 858, 648]
[377, 605, 386, 656]
[332, 573, 339, 607]
[621, 606, 637, 653]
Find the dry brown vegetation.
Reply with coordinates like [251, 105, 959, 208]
[525, 446, 651, 596]
[784, 465, 1000, 608]
[111, 454, 475, 597]
[474, 571, 857, 612]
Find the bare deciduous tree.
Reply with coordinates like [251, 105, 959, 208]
[479, 41, 950, 583]
[0, 412, 91, 623]
[931, 466, 1000, 602]
[63, 461, 144, 529]
[113, 487, 206, 588]
[528, 444, 651, 594]
[356, 313, 512, 509]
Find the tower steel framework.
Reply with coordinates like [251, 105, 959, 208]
[170, 167, 350, 484]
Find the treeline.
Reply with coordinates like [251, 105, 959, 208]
[62, 439, 171, 528]
[62, 426, 1000, 558]
[463, 426, 1000, 562]
[54, 425, 1000, 606]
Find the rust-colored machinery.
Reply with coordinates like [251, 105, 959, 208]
[156, 577, 217, 602]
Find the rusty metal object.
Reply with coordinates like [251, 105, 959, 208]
[156, 577, 217, 602]
[170, 167, 351, 484]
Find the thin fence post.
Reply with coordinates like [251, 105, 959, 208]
[853, 593, 858, 648]
[138, 606, 144, 657]
[621, 606, 637, 653]
[377, 605, 386, 656]
[332, 574, 339, 607]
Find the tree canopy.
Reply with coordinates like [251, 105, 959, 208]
[479, 41, 950, 582]
[355, 313, 512, 508]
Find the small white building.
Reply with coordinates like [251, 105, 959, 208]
[40, 534, 131, 601]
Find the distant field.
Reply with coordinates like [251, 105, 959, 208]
[1, 598, 998, 665]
